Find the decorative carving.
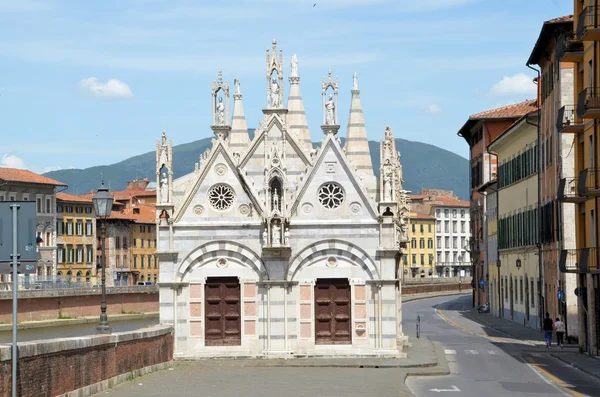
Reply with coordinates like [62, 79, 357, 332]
[262, 229, 268, 247]
[270, 78, 280, 108]
[284, 227, 290, 246]
[216, 97, 225, 126]
[383, 166, 393, 202]
[318, 183, 344, 209]
[193, 205, 204, 216]
[325, 162, 336, 174]
[327, 256, 338, 268]
[214, 163, 227, 176]
[208, 184, 235, 211]
[272, 223, 281, 246]
[216, 257, 228, 268]
[350, 202, 362, 214]
[321, 70, 339, 130]
[325, 95, 335, 125]
[160, 172, 169, 203]
[302, 203, 313, 214]
[238, 204, 250, 215]
[266, 39, 283, 109]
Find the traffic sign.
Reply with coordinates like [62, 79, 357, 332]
[557, 291, 565, 301]
[479, 280, 485, 287]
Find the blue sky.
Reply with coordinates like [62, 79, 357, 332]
[0, 0, 572, 174]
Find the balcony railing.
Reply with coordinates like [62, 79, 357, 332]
[557, 105, 583, 133]
[435, 262, 471, 268]
[559, 248, 600, 273]
[558, 177, 585, 203]
[577, 6, 600, 41]
[556, 33, 584, 63]
[577, 168, 600, 196]
[577, 88, 600, 118]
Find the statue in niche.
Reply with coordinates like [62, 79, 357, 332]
[235, 78, 241, 94]
[160, 172, 169, 203]
[398, 220, 408, 243]
[383, 166, 393, 202]
[263, 229, 268, 247]
[273, 188, 280, 211]
[216, 97, 225, 126]
[272, 223, 281, 246]
[353, 72, 358, 90]
[325, 95, 335, 125]
[284, 228, 290, 246]
[270, 78, 280, 108]
[291, 54, 298, 77]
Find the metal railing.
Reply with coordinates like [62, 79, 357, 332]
[558, 177, 583, 202]
[556, 105, 581, 132]
[559, 248, 600, 273]
[577, 168, 600, 196]
[577, 87, 600, 117]
[577, 6, 598, 39]
[556, 33, 583, 62]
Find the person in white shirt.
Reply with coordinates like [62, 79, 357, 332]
[554, 317, 565, 349]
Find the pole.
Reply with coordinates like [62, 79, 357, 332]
[11, 204, 19, 397]
[97, 221, 111, 333]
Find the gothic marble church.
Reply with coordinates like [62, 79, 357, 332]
[155, 41, 411, 358]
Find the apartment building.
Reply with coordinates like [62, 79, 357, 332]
[56, 193, 96, 282]
[123, 204, 158, 284]
[405, 211, 436, 279]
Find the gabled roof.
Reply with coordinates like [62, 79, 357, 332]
[527, 15, 574, 66]
[121, 204, 155, 224]
[0, 167, 66, 187]
[410, 211, 435, 220]
[430, 197, 470, 208]
[57, 192, 93, 203]
[457, 99, 538, 143]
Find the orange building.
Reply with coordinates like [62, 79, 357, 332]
[122, 204, 158, 284]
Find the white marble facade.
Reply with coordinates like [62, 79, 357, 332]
[156, 41, 410, 358]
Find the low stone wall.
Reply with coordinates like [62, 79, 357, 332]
[402, 281, 468, 296]
[0, 325, 173, 397]
[0, 286, 158, 323]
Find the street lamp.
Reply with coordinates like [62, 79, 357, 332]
[516, 258, 522, 269]
[93, 180, 113, 334]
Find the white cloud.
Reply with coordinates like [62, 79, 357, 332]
[424, 104, 441, 114]
[1, 154, 26, 169]
[78, 77, 134, 99]
[43, 165, 74, 173]
[488, 73, 537, 98]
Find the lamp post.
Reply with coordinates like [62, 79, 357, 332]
[497, 259, 502, 318]
[93, 180, 114, 334]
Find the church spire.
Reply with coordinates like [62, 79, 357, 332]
[287, 54, 312, 152]
[344, 72, 374, 175]
[229, 78, 250, 151]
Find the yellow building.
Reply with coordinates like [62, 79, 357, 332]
[404, 211, 436, 279]
[123, 204, 158, 284]
[488, 112, 539, 328]
[56, 193, 96, 283]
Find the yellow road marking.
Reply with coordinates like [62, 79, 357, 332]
[526, 356, 585, 397]
[436, 304, 508, 344]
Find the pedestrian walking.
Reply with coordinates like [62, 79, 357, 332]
[555, 317, 565, 349]
[543, 313, 553, 347]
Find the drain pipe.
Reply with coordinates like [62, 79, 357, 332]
[526, 63, 543, 330]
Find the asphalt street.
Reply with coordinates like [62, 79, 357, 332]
[404, 295, 600, 397]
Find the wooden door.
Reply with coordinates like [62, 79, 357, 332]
[204, 277, 241, 346]
[314, 279, 351, 345]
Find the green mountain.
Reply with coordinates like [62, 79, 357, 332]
[44, 130, 468, 199]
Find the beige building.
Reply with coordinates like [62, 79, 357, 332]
[489, 111, 539, 327]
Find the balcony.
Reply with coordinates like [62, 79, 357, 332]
[556, 105, 583, 133]
[577, 6, 600, 41]
[559, 248, 600, 273]
[577, 168, 600, 196]
[558, 177, 585, 203]
[577, 88, 600, 119]
[556, 33, 583, 63]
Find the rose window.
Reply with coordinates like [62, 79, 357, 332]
[318, 183, 344, 209]
[208, 184, 235, 211]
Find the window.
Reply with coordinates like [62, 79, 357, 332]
[116, 237, 121, 250]
[437, 252, 442, 263]
[436, 209, 441, 216]
[461, 210, 465, 218]
[141, 256, 145, 268]
[444, 221, 449, 233]
[428, 224, 432, 233]
[317, 183, 343, 209]
[85, 221, 92, 236]
[429, 254, 433, 265]
[147, 239, 151, 248]
[46, 198, 51, 213]
[420, 224, 424, 233]
[134, 256, 137, 268]
[436, 221, 441, 233]
[419, 238, 425, 249]
[531, 280, 535, 307]
[57, 246, 64, 263]
[76, 221, 83, 236]
[141, 239, 145, 248]
[76, 206, 83, 214]
[37, 198, 41, 213]
[452, 209, 457, 218]
[66, 206, 73, 213]
[57, 221, 64, 235]
[141, 225, 145, 233]
[67, 246, 74, 263]
[86, 246, 93, 263]
[412, 254, 416, 264]
[412, 224, 416, 233]
[437, 236, 441, 248]
[411, 239, 416, 249]
[427, 239, 433, 249]
[445, 251, 450, 262]
[452, 221, 457, 233]
[133, 238, 137, 247]
[452, 237, 457, 248]
[76, 246, 83, 263]
[85, 207, 92, 214]
[66, 221, 73, 236]
[444, 209, 449, 217]
[461, 221, 465, 233]
[445, 236, 449, 247]
[453, 252, 458, 262]
[116, 255, 120, 267]
[520, 278, 524, 303]
[461, 237, 466, 250]
[123, 237, 128, 249]
[420, 254, 424, 265]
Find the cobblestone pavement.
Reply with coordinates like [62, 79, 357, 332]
[100, 363, 411, 397]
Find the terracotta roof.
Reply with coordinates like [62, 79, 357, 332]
[527, 15, 574, 66]
[469, 99, 538, 120]
[410, 211, 435, 220]
[107, 211, 137, 221]
[56, 192, 92, 203]
[112, 189, 156, 201]
[0, 167, 66, 187]
[121, 204, 155, 224]
[431, 197, 470, 208]
[409, 194, 426, 200]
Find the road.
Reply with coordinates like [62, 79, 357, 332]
[404, 295, 600, 397]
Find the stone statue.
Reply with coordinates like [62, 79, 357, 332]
[383, 167, 393, 202]
[216, 97, 225, 126]
[161, 131, 167, 146]
[353, 72, 358, 90]
[263, 229, 268, 247]
[273, 188, 280, 211]
[272, 223, 281, 246]
[325, 95, 335, 125]
[291, 54, 298, 77]
[270, 78, 280, 108]
[160, 172, 169, 203]
[235, 78, 240, 94]
[284, 228, 290, 246]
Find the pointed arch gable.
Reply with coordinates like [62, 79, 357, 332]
[176, 240, 268, 281]
[286, 239, 380, 281]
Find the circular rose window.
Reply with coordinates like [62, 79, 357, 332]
[318, 183, 344, 209]
[208, 184, 235, 211]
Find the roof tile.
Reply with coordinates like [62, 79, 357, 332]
[56, 192, 93, 203]
[469, 99, 538, 120]
[0, 167, 66, 186]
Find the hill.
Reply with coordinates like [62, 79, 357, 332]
[44, 130, 468, 200]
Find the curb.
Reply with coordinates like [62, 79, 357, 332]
[551, 353, 600, 381]
[0, 312, 159, 332]
[403, 291, 470, 303]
